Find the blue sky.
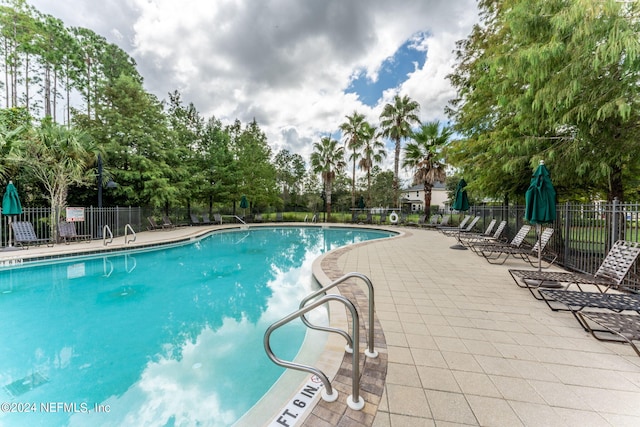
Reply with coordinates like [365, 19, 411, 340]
[346, 36, 428, 107]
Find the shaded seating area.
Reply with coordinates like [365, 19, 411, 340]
[11, 221, 54, 248]
[58, 221, 91, 244]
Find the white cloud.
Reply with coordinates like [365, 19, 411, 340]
[28, 0, 478, 176]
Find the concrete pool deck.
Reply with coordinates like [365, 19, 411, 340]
[2, 223, 640, 426]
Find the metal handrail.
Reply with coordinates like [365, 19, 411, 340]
[264, 294, 365, 410]
[124, 224, 136, 244]
[102, 225, 113, 246]
[300, 272, 378, 358]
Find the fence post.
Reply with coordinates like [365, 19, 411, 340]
[563, 201, 571, 267]
[611, 197, 619, 248]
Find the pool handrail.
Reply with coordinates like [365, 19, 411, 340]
[124, 223, 136, 244]
[264, 293, 365, 410]
[102, 225, 113, 246]
[299, 272, 378, 358]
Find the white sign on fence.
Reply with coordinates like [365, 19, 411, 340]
[66, 207, 85, 222]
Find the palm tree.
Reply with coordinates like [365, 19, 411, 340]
[359, 122, 386, 207]
[379, 94, 421, 207]
[310, 136, 346, 221]
[339, 111, 365, 210]
[403, 121, 452, 216]
[8, 122, 96, 235]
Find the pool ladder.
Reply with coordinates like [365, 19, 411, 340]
[102, 224, 137, 246]
[264, 272, 377, 411]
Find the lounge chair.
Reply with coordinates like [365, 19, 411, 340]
[438, 215, 471, 232]
[469, 224, 531, 254]
[405, 214, 427, 227]
[275, 212, 283, 222]
[459, 220, 507, 247]
[477, 228, 556, 266]
[509, 240, 640, 298]
[58, 221, 91, 244]
[211, 213, 223, 225]
[190, 214, 202, 225]
[11, 221, 54, 248]
[574, 311, 640, 357]
[379, 212, 387, 224]
[162, 216, 176, 229]
[441, 215, 481, 237]
[147, 216, 173, 231]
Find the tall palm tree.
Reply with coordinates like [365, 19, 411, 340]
[379, 94, 421, 207]
[403, 121, 452, 216]
[359, 122, 386, 207]
[310, 136, 345, 221]
[339, 111, 365, 210]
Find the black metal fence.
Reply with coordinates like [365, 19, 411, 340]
[468, 200, 640, 292]
[2, 201, 639, 291]
[0, 206, 144, 245]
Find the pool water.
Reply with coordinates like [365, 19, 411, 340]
[0, 227, 393, 427]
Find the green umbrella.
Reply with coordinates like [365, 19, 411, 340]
[2, 181, 23, 249]
[524, 161, 556, 271]
[240, 195, 249, 217]
[451, 178, 470, 250]
[452, 178, 470, 211]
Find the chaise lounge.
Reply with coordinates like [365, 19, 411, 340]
[11, 221, 54, 248]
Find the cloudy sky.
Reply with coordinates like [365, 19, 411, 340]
[29, 0, 479, 181]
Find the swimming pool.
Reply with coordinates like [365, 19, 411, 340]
[0, 226, 394, 426]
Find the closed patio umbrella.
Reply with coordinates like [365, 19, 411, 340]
[240, 195, 249, 217]
[525, 160, 556, 271]
[451, 178, 470, 250]
[2, 181, 23, 250]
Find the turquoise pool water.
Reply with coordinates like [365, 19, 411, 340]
[0, 226, 394, 427]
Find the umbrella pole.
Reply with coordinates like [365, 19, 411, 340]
[537, 224, 542, 272]
[450, 213, 468, 250]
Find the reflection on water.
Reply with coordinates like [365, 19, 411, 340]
[0, 227, 393, 426]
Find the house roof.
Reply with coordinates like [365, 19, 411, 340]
[402, 181, 446, 192]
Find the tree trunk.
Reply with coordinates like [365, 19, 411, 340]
[393, 137, 400, 208]
[423, 182, 433, 217]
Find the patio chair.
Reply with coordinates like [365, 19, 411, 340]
[422, 214, 450, 229]
[162, 216, 176, 229]
[379, 212, 387, 224]
[509, 240, 640, 299]
[478, 227, 556, 266]
[11, 221, 54, 248]
[574, 311, 640, 357]
[469, 224, 532, 254]
[437, 215, 471, 232]
[275, 212, 283, 222]
[190, 214, 201, 225]
[441, 215, 481, 237]
[211, 213, 223, 225]
[405, 214, 427, 227]
[459, 220, 507, 247]
[147, 216, 173, 231]
[58, 221, 91, 244]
